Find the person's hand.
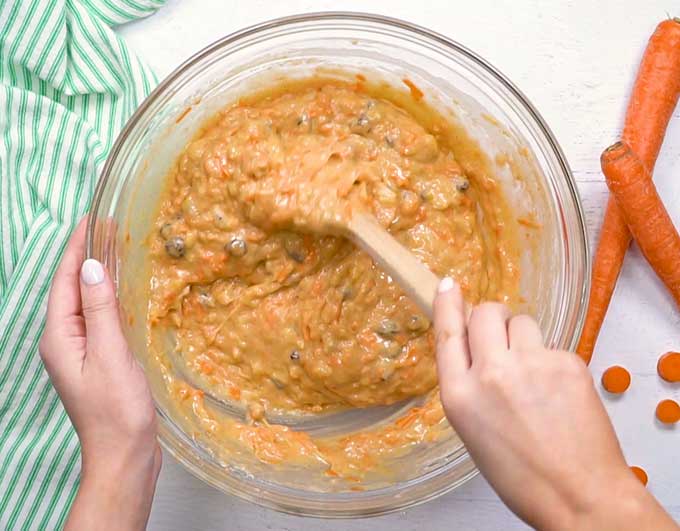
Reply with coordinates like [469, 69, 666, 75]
[39, 218, 161, 531]
[433, 277, 678, 531]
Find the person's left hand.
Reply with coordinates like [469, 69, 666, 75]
[39, 218, 161, 531]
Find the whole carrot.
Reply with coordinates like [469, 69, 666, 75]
[602, 141, 680, 306]
[577, 18, 680, 364]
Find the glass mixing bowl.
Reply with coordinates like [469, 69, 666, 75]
[87, 12, 589, 518]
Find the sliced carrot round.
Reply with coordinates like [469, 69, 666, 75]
[657, 352, 680, 382]
[630, 466, 648, 486]
[601, 365, 631, 394]
[656, 399, 680, 424]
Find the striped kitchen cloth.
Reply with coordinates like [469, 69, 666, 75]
[0, 1, 163, 528]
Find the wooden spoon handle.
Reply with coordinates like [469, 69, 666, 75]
[348, 214, 440, 319]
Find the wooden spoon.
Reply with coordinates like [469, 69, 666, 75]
[346, 213, 440, 319]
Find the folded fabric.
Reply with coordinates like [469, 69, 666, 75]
[0, 1, 163, 528]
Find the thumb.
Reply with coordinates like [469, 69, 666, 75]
[434, 277, 471, 383]
[80, 258, 129, 358]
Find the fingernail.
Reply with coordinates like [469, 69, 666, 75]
[81, 259, 104, 285]
[438, 277, 455, 293]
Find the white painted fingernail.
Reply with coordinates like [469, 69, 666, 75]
[81, 259, 104, 285]
[438, 277, 455, 293]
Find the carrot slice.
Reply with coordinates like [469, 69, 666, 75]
[602, 142, 680, 307]
[577, 18, 680, 364]
[630, 466, 648, 486]
[601, 365, 631, 394]
[658, 352, 680, 382]
[656, 399, 680, 424]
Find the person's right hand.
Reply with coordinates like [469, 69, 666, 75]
[433, 277, 678, 531]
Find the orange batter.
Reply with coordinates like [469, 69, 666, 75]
[146, 79, 519, 479]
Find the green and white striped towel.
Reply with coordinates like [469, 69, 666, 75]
[0, 1, 163, 528]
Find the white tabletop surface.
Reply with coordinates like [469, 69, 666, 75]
[118, 1, 680, 529]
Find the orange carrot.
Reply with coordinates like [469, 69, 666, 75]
[602, 142, 680, 307]
[577, 204, 630, 362]
[656, 399, 680, 424]
[577, 18, 680, 364]
[657, 351, 680, 382]
[630, 466, 648, 486]
[601, 365, 631, 394]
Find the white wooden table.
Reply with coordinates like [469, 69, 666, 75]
[119, 1, 680, 528]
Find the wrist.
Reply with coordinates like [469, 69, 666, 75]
[565, 470, 657, 531]
[81, 447, 159, 492]
[81, 434, 158, 477]
[69, 443, 160, 531]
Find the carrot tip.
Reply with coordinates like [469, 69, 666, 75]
[601, 141, 630, 165]
[604, 141, 625, 153]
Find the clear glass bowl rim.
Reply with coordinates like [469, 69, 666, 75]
[86, 11, 590, 518]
